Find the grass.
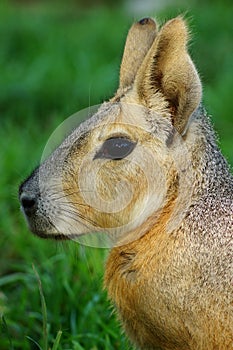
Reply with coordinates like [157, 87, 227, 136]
[0, 0, 232, 349]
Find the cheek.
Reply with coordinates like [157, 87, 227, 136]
[61, 150, 169, 235]
[77, 160, 155, 229]
[63, 158, 148, 229]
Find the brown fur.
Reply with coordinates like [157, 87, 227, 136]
[19, 16, 233, 350]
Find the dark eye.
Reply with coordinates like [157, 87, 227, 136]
[94, 137, 136, 160]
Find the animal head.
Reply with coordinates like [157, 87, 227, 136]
[19, 17, 203, 247]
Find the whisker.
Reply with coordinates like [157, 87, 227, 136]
[60, 208, 98, 228]
[59, 201, 124, 227]
[50, 189, 95, 201]
[56, 200, 89, 208]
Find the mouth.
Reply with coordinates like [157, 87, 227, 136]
[31, 230, 70, 240]
[22, 209, 87, 241]
[30, 227, 86, 241]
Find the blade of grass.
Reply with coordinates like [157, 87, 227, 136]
[51, 330, 62, 350]
[0, 273, 27, 287]
[26, 336, 43, 350]
[72, 341, 85, 350]
[0, 315, 14, 350]
[32, 264, 48, 350]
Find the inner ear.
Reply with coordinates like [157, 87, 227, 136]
[134, 17, 202, 135]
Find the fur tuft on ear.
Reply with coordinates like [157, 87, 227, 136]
[135, 17, 202, 135]
[119, 18, 157, 90]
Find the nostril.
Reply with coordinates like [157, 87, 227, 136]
[20, 193, 37, 214]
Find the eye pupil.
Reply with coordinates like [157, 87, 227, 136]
[95, 137, 136, 160]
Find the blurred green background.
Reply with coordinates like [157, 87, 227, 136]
[0, 0, 232, 349]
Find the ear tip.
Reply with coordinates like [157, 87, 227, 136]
[138, 17, 155, 25]
[135, 17, 157, 30]
[159, 16, 189, 46]
[165, 16, 188, 33]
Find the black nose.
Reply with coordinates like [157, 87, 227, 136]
[20, 192, 37, 216]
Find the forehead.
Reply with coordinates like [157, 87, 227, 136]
[47, 101, 173, 168]
[39, 101, 173, 183]
[66, 101, 171, 142]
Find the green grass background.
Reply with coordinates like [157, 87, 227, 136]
[0, 0, 232, 349]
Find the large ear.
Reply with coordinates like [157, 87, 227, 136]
[119, 18, 157, 89]
[135, 17, 202, 135]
